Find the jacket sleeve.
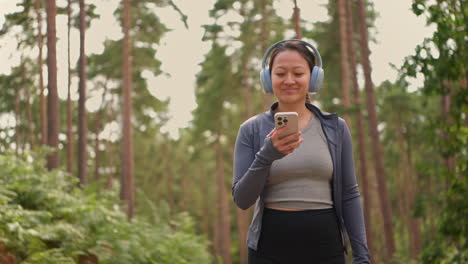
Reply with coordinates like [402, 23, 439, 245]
[232, 123, 286, 210]
[340, 119, 371, 263]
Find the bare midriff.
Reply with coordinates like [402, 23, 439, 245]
[265, 206, 306, 211]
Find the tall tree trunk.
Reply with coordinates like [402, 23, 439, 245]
[164, 143, 175, 208]
[66, 0, 73, 174]
[356, 0, 396, 258]
[14, 83, 20, 156]
[396, 116, 422, 259]
[179, 163, 188, 210]
[260, 0, 272, 110]
[94, 117, 101, 182]
[406, 132, 422, 258]
[216, 134, 231, 264]
[105, 138, 115, 190]
[440, 81, 455, 173]
[344, 0, 374, 260]
[122, 0, 135, 219]
[94, 81, 109, 182]
[292, 0, 302, 39]
[35, 0, 47, 146]
[78, 0, 88, 184]
[213, 199, 220, 264]
[25, 72, 35, 149]
[46, 0, 59, 170]
[236, 5, 252, 262]
[337, 0, 351, 126]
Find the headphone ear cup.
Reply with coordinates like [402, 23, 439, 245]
[260, 68, 273, 94]
[310, 66, 324, 93]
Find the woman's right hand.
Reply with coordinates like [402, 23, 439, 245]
[268, 126, 304, 155]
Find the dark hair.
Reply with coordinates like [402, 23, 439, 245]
[268, 40, 316, 74]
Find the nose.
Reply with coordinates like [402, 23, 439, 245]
[284, 73, 295, 85]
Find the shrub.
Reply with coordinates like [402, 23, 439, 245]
[0, 152, 211, 263]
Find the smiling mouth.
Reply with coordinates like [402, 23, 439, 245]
[282, 88, 298, 92]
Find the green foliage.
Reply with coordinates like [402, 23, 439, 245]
[400, 0, 468, 262]
[303, 0, 377, 111]
[0, 151, 211, 263]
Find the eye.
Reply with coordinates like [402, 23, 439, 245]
[295, 73, 304, 77]
[275, 73, 285, 77]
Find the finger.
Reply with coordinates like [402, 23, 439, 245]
[270, 126, 289, 141]
[278, 131, 301, 144]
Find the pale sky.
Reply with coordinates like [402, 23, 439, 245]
[0, 0, 434, 139]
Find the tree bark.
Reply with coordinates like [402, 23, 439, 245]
[344, 0, 374, 260]
[356, 0, 396, 258]
[24, 70, 35, 149]
[406, 131, 422, 258]
[66, 0, 73, 174]
[179, 162, 188, 210]
[94, 81, 109, 182]
[46, 0, 59, 170]
[122, 0, 135, 219]
[292, 0, 302, 39]
[337, 0, 351, 126]
[397, 115, 422, 259]
[35, 0, 47, 146]
[440, 81, 455, 173]
[216, 135, 231, 264]
[14, 81, 20, 156]
[78, 0, 88, 185]
[260, 0, 272, 110]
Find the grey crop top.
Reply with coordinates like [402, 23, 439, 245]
[264, 114, 334, 209]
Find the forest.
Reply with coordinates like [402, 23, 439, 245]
[0, 0, 466, 263]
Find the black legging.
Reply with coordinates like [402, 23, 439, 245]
[248, 207, 345, 264]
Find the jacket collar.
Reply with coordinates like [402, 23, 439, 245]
[266, 102, 337, 121]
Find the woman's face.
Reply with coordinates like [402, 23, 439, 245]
[271, 49, 311, 106]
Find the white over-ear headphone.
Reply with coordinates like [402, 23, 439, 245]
[260, 39, 324, 94]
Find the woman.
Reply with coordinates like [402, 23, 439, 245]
[232, 39, 371, 263]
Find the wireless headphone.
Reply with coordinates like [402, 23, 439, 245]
[260, 39, 324, 94]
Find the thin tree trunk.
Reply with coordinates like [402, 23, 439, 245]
[216, 134, 231, 264]
[213, 199, 220, 264]
[344, 0, 374, 260]
[106, 95, 117, 190]
[179, 163, 188, 210]
[260, 0, 272, 110]
[164, 143, 175, 208]
[292, 0, 302, 39]
[397, 117, 421, 259]
[337, 0, 351, 126]
[35, 0, 47, 146]
[236, 5, 252, 262]
[94, 81, 109, 182]
[67, 0, 73, 174]
[440, 81, 455, 173]
[46, 0, 59, 170]
[94, 118, 101, 182]
[406, 132, 422, 258]
[356, 0, 395, 258]
[24, 71, 35, 149]
[78, 0, 88, 184]
[396, 123, 410, 248]
[14, 82, 21, 156]
[122, 0, 135, 219]
[105, 137, 115, 190]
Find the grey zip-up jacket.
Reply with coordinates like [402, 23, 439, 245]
[232, 102, 371, 263]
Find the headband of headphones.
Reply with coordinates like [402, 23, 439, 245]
[259, 39, 324, 94]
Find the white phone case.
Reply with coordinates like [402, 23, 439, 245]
[274, 112, 299, 140]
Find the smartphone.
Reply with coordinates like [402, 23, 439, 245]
[274, 112, 299, 140]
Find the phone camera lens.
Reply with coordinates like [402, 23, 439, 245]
[278, 122, 283, 126]
[277, 117, 282, 121]
[284, 119, 288, 123]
